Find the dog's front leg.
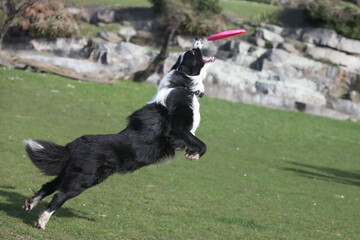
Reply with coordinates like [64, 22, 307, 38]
[170, 129, 206, 160]
[184, 135, 206, 161]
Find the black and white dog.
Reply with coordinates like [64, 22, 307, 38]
[22, 38, 215, 229]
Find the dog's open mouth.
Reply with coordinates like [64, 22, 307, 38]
[203, 56, 215, 64]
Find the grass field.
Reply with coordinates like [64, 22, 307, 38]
[0, 68, 360, 239]
[71, 0, 151, 7]
[220, 0, 280, 21]
[71, 0, 280, 22]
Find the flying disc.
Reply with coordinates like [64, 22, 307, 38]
[207, 29, 246, 41]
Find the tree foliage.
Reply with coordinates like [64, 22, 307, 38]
[0, 0, 37, 49]
[149, 0, 224, 35]
[15, 0, 78, 40]
[305, 0, 360, 40]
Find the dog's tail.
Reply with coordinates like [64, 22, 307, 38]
[24, 139, 69, 176]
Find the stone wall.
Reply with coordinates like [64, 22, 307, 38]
[3, 6, 359, 120]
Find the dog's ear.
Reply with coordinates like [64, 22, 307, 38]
[171, 57, 182, 71]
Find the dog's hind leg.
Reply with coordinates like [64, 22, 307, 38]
[22, 177, 61, 211]
[37, 188, 85, 229]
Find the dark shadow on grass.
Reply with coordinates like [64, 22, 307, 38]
[0, 188, 95, 228]
[283, 161, 360, 187]
[216, 217, 262, 229]
[0, 185, 16, 189]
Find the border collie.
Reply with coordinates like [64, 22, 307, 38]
[22, 38, 215, 229]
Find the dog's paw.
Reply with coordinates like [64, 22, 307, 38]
[184, 153, 200, 161]
[22, 196, 41, 211]
[36, 222, 46, 230]
[37, 210, 54, 230]
[22, 199, 32, 211]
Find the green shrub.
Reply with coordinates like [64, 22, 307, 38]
[305, 0, 360, 40]
[16, 0, 78, 40]
[177, 12, 227, 36]
[150, 0, 221, 15]
[246, 0, 270, 3]
[149, 0, 224, 36]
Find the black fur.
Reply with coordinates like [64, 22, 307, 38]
[171, 48, 204, 76]
[22, 40, 211, 229]
[25, 140, 68, 176]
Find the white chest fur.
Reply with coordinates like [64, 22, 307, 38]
[190, 95, 200, 135]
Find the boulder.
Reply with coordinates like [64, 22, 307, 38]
[233, 41, 267, 67]
[256, 28, 284, 44]
[350, 91, 360, 102]
[215, 50, 237, 61]
[295, 102, 351, 120]
[281, 27, 304, 40]
[219, 40, 240, 52]
[91, 9, 116, 24]
[305, 45, 360, 72]
[255, 81, 276, 94]
[337, 37, 360, 55]
[276, 42, 300, 55]
[79, 9, 91, 22]
[255, 38, 266, 48]
[214, 40, 242, 60]
[97, 31, 122, 43]
[119, 26, 137, 42]
[205, 59, 327, 108]
[94, 42, 153, 74]
[262, 24, 284, 35]
[14, 51, 118, 83]
[30, 38, 88, 58]
[330, 99, 360, 119]
[250, 49, 273, 71]
[301, 28, 360, 55]
[259, 49, 339, 88]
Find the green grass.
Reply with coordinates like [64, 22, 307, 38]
[220, 0, 281, 21]
[71, 0, 151, 7]
[71, 0, 280, 22]
[78, 21, 123, 38]
[1, 68, 360, 239]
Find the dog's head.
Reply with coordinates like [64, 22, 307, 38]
[171, 38, 215, 76]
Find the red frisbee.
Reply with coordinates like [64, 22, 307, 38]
[207, 29, 246, 41]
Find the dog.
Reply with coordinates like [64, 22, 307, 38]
[22, 38, 215, 229]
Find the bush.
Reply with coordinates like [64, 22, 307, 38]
[150, 0, 221, 15]
[149, 0, 224, 36]
[343, 0, 360, 6]
[16, 0, 78, 40]
[305, 0, 360, 40]
[177, 15, 227, 36]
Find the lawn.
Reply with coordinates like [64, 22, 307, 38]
[71, 0, 151, 7]
[71, 0, 280, 22]
[220, 0, 280, 21]
[0, 68, 359, 239]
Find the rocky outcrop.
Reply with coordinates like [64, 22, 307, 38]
[305, 45, 360, 71]
[11, 41, 156, 83]
[30, 38, 88, 58]
[300, 28, 360, 55]
[90, 9, 116, 24]
[2, 5, 360, 120]
[259, 26, 360, 72]
[14, 51, 118, 83]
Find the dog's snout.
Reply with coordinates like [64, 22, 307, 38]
[191, 37, 202, 50]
